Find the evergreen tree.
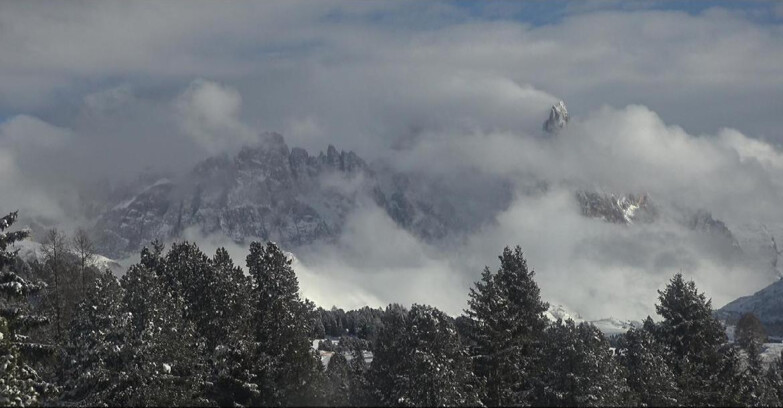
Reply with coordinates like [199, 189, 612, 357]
[654, 273, 731, 405]
[324, 352, 351, 406]
[736, 312, 767, 355]
[534, 320, 628, 407]
[464, 246, 548, 406]
[367, 303, 408, 406]
[207, 339, 262, 407]
[617, 325, 678, 406]
[202, 247, 260, 406]
[246, 241, 322, 406]
[765, 351, 783, 405]
[163, 243, 251, 351]
[119, 255, 207, 406]
[728, 314, 778, 407]
[0, 211, 56, 406]
[347, 343, 371, 407]
[656, 274, 726, 360]
[61, 271, 132, 406]
[368, 304, 482, 407]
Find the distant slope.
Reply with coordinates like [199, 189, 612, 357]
[716, 278, 783, 335]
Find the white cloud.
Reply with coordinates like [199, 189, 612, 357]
[174, 79, 259, 154]
[0, 115, 71, 150]
[0, 2, 782, 319]
[0, 116, 72, 220]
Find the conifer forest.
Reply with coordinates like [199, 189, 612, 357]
[1, 209, 781, 407]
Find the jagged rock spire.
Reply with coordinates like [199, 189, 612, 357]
[543, 100, 569, 134]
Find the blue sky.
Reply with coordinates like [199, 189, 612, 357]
[451, 0, 783, 26]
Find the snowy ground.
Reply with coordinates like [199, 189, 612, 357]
[312, 339, 373, 368]
[761, 343, 783, 367]
[12, 239, 125, 275]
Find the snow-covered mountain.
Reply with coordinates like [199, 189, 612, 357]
[17, 99, 778, 327]
[545, 303, 641, 335]
[90, 132, 512, 258]
[543, 100, 569, 134]
[575, 191, 657, 224]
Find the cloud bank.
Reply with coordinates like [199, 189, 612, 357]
[1, 1, 782, 319]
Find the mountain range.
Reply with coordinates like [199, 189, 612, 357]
[89, 131, 513, 259]
[15, 101, 783, 332]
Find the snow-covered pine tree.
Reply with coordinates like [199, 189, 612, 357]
[61, 270, 132, 405]
[0, 211, 56, 406]
[347, 342, 371, 407]
[765, 351, 783, 405]
[617, 325, 679, 406]
[464, 246, 548, 406]
[163, 243, 252, 351]
[736, 313, 767, 356]
[534, 320, 629, 407]
[207, 339, 262, 407]
[366, 303, 408, 406]
[324, 351, 351, 406]
[119, 253, 207, 406]
[654, 273, 731, 405]
[368, 304, 482, 407]
[201, 246, 261, 406]
[722, 314, 780, 406]
[246, 241, 322, 406]
[656, 274, 726, 363]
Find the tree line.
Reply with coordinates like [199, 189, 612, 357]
[0, 210, 781, 407]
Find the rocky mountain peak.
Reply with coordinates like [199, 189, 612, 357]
[575, 190, 657, 224]
[90, 134, 472, 258]
[543, 100, 569, 134]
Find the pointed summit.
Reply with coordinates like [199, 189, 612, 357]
[543, 100, 569, 134]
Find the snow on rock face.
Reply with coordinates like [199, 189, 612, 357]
[543, 100, 569, 134]
[575, 189, 744, 256]
[546, 304, 640, 335]
[545, 303, 583, 322]
[92, 133, 373, 257]
[92, 133, 510, 258]
[575, 191, 657, 225]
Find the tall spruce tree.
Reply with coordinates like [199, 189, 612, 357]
[347, 343, 372, 407]
[203, 246, 259, 406]
[324, 352, 351, 406]
[0, 211, 56, 406]
[654, 273, 731, 405]
[163, 242, 251, 351]
[246, 241, 322, 406]
[62, 271, 132, 406]
[207, 339, 262, 407]
[534, 320, 629, 407]
[368, 304, 481, 407]
[465, 246, 548, 406]
[735, 313, 767, 355]
[617, 325, 678, 406]
[119, 252, 207, 406]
